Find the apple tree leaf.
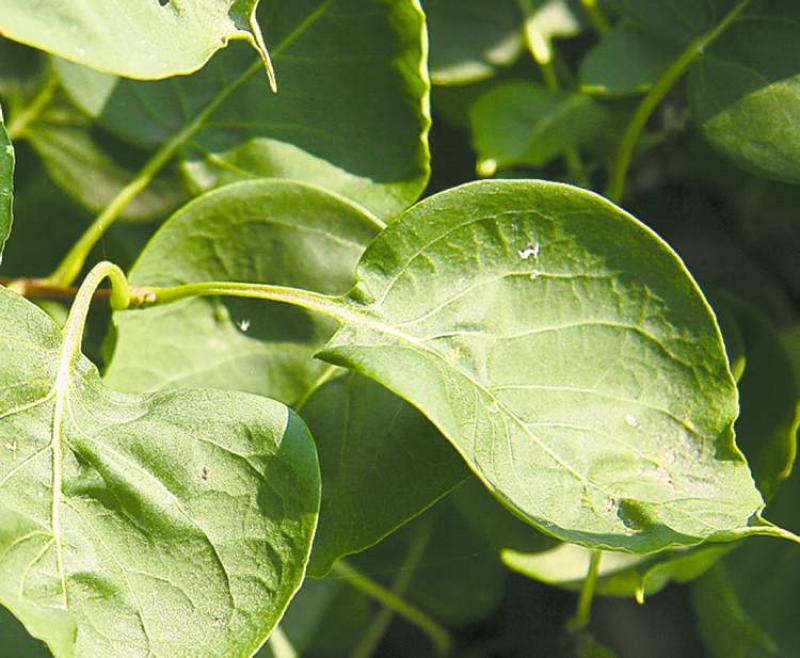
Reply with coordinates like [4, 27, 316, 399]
[0, 283, 321, 657]
[317, 179, 770, 553]
[0, 0, 276, 86]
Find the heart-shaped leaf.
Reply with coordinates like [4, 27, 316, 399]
[317, 180, 768, 553]
[0, 0, 275, 85]
[0, 105, 13, 260]
[55, 0, 431, 218]
[0, 281, 321, 657]
[106, 180, 380, 404]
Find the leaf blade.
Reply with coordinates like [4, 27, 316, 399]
[0, 285, 321, 657]
[318, 179, 765, 553]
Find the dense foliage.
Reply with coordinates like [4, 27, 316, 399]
[0, 1, 798, 656]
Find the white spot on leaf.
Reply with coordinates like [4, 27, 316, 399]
[237, 319, 251, 332]
[518, 241, 540, 260]
[625, 413, 639, 428]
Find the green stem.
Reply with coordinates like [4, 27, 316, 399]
[334, 559, 452, 657]
[54, 263, 130, 415]
[351, 521, 436, 658]
[580, 0, 610, 37]
[7, 73, 58, 140]
[46, 59, 263, 288]
[136, 280, 347, 320]
[567, 550, 602, 633]
[605, 0, 752, 202]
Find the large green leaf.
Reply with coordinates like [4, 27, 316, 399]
[469, 82, 607, 174]
[0, 283, 321, 657]
[304, 373, 468, 577]
[106, 180, 379, 405]
[0, 0, 276, 84]
[0, 105, 12, 260]
[423, 0, 523, 86]
[55, 0, 431, 218]
[316, 180, 769, 553]
[687, 1, 800, 183]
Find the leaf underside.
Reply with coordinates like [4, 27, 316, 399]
[0, 287, 321, 657]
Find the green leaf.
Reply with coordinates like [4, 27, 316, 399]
[0, 283, 321, 657]
[317, 179, 768, 553]
[21, 93, 186, 222]
[0, 105, 12, 260]
[0, 0, 276, 86]
[55, 0, 431, 218]
[106, 180, 379, 405]
[469, 82, 607, 174]
[304, 373, 468, 577]
[687, 1, 800, 183]
[579, 27, 677, 97]
[424, 0, 523, 86]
